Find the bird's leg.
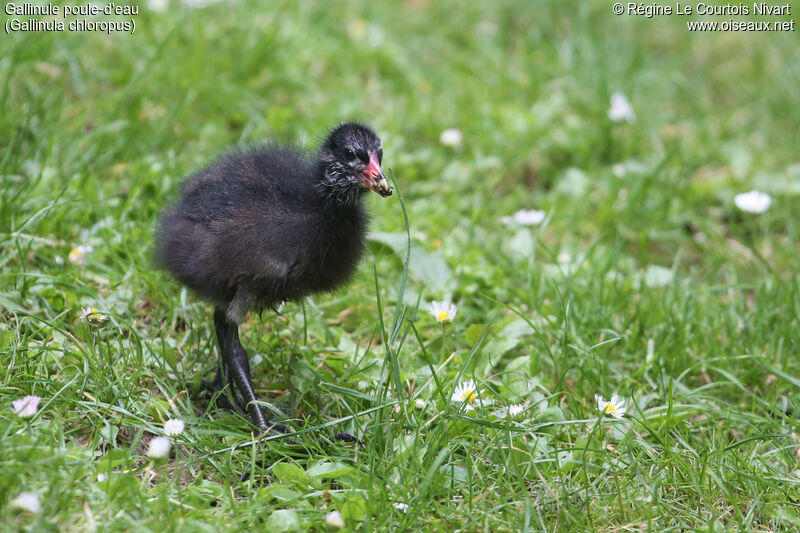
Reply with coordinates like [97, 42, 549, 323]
[204, 363, 247, 415]
[215, 309, 291, 435]
[201, 311, 246, 414]
[210, 309, 354, 444]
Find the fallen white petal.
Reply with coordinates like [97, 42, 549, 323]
[12, 395, 41, 418]
[734, 190, 771, 214]
[9, 492, 40, 513]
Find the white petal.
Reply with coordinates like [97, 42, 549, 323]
[502, 209, 546, 226]
[513, 209, 546, 225]
[439, 129, 463, 148]
[146, 436, 172, 459]
[608, 92, 637, 123]
[507, 404, 524, 416]
[392, 502, 409, 513]
[595, 394, 606, 410]
[734, 190, 771, 214]
[9, 492, 40, 513]
[163, 419, 185, 436]
[12, 395, 41, 418]
[325, 510, 345, 530]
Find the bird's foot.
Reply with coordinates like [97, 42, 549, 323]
[201, 378, 247, 415]
[258, 421, 294, 438]
[201, 379, 299, 440]
[201, 381, 358, 445]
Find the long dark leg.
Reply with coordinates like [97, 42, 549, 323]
[214, 309, 293, 434]
[211, 308, 354, 446]
[201, 314, 245, 414]
[214, 309, 269, 430]
[203, 365, 246, 414]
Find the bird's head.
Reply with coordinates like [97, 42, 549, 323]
[318, 123, 392, 203]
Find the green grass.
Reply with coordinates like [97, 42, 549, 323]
[2, 0, 800, 530]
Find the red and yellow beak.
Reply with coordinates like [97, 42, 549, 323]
[362, 152, 392, 197]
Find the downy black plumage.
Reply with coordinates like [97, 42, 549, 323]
[155, 122, 391, 434]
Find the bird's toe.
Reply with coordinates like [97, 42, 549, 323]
[201, 378, 247, 415]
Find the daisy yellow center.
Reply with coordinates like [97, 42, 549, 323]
[464, 390, 477, 403]
[69, 249, 80, 258]
[604, 404, 616, 415]
[437, 310, 450, 321]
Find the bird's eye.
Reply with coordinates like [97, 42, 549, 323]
[345, 148, 356, 159]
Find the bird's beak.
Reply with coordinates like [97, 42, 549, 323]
[363, 152, 392, 197]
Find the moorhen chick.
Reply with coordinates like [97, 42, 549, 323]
[155, 122, 392, 438]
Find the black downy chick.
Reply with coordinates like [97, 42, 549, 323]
[155, 122, 392, 436]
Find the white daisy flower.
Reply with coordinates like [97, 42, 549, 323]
[439, 128, 463, 148]
[392, 502, 409, 513]
[146, 436, 172, 459]
[595, 394, 627, 419]
[501, 208, 546, 226]
[9, 492, 40, 513]
[734, 190, 771, 214]
[97, 473, 108, 482]
[451, 379, 484, 411]
[80, 306, 108, 323]
[429, 301, 457, 324]
[325, 510, 345, 530]
[12, 395, 40, 418]
[68, 245, 93, 266]
[163, 419, 185, 436]
[54, 256, 65, 266]
[608, 92, 637, 123]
